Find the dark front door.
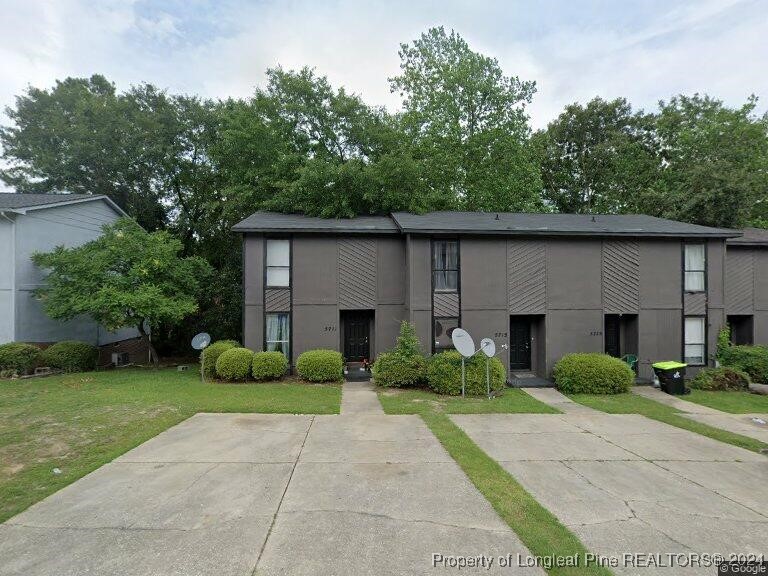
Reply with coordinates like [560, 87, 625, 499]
[605, 315, 621, 358]
[509, 318, 531, 370]
[344, 312, 370, 361]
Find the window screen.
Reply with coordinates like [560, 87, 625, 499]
[434, 317, 458, 351]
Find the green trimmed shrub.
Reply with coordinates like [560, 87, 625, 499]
[426, 351, 506, 396]
[215, 347, 253, 381]
[202, 340, 239, 378]
[40, 340, 99, 373]
[690, 367, 750, 391]
[554, 353, 633, 394]
[719, 345, 768, 383]
[296, 349, 343, 382]
[252, 351, 288, 381]
[716, 325, 731, 363]
[0, 342, 41, 375]
[372, 352, 427, 388]
[372, 321, 427, 388]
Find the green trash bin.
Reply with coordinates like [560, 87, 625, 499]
[652, 361, 689, 395]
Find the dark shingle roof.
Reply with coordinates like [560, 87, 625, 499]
[727, 227, 768, 246]
[0, 192, 107, 210]
[391, 212, 740, 238]
[232, 211, 399, 234]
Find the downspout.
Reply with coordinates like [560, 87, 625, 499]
[0, 211, 16, 342]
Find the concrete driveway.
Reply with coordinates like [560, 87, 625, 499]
[452, 413, 768, 576]
[0, 411, 542, 576]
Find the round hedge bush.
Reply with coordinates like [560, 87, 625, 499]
[372, 352, 427, 388]
[252, 351, 288, 381]
[215, 347, 253, 381]
[296, 349, 343, 382]
[553, 353, 633, 394]
[426, 351, 506, 396]
[202, 340, 239, 378]
[0, 342, 41, 375]
[690, 367, 750, 391]
[40, 340, 99, 373]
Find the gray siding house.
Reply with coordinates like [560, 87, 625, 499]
[725, 228, 768, 345]
[0, 193, 140, 356]
[235, 211, 748, 382]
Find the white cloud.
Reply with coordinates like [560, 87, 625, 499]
[0, 0, 765, 135]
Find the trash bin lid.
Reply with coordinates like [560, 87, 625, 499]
[652, 361, 687, 370]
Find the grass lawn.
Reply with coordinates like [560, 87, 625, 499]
[0, 367, 340, 523]
[684, 389, 768, 414]
[569, 392, 768, 454]
[377, 387, 560, 415]
[381, 387, 611, 575]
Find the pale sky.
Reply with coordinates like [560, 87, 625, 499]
[1, 0, 766, 132]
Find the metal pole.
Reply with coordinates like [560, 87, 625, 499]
[200, 348, 205, 383]
[486, 356, 490, 399]
[461, 358, 465, 398]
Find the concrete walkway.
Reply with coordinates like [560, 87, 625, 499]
[0, 411, 542, 575]
[451, 412, 768, 576]
[522, 387, 600, 414]
[632, 386, 768, 443]
[340, 379, 384, 415]
[630, 386, 723, 413]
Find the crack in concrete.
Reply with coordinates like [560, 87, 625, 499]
[251, 415, 315, 575]
[273, 508, 510, 534]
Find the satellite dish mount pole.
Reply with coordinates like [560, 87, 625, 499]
[461, 357, 466, 398]
[200, 348, 205, 383]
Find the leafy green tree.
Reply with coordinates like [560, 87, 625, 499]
[390, 26, 543, 212]
[643, 94, 768, 228]
[0, 76, 166, 229]
[536, 97, 659, 214]
[31, 218, 212, 365]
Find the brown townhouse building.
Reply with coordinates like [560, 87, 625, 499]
[234, 211, 767, 383]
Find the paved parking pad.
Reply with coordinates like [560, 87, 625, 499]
[256, 414, 543, 575]
[1, 412, 543, 575]
[451, 413, 768, 576]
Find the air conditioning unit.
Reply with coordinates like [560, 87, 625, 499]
[111, 352, 130, 367]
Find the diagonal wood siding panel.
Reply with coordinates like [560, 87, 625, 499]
[338, 238, 376, 309]
[507, 240, 546, 313]
[684, 292, 707, 315]
[603, 241, 640, 313]
[265, 288, 291, 312]
[433, 292, 460, 317]
[726, 250, 754, 313]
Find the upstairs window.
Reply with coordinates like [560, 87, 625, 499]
[266, 239, 290, 287]
[684, 244, 705, 292]
[432, 240, 458, 292]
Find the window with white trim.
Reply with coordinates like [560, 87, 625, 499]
[684, 244, 705, 292]
[266, 239, 290, 287]
[266, 312, 290, 355]
[684, 316, 705, 365]
[432, 240, 458, 292]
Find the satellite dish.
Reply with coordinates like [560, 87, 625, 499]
[451, 328, 476, 358]
[191, 332, 211, 350]
[480, 338, 496, 358]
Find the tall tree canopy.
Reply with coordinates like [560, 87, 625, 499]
[536, 97, 659, 214]
[644, 94, 768, 228]
[391, 26, 543, 212]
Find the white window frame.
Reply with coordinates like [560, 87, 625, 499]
[684, 316, 706, 366]
[266, 239, 290, 287]
[432, 240, 459, 293]
[684, 243, 706, 293]
[265, 312, 290, 356]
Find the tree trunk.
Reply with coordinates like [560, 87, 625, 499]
[137, 321, 159, 368]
